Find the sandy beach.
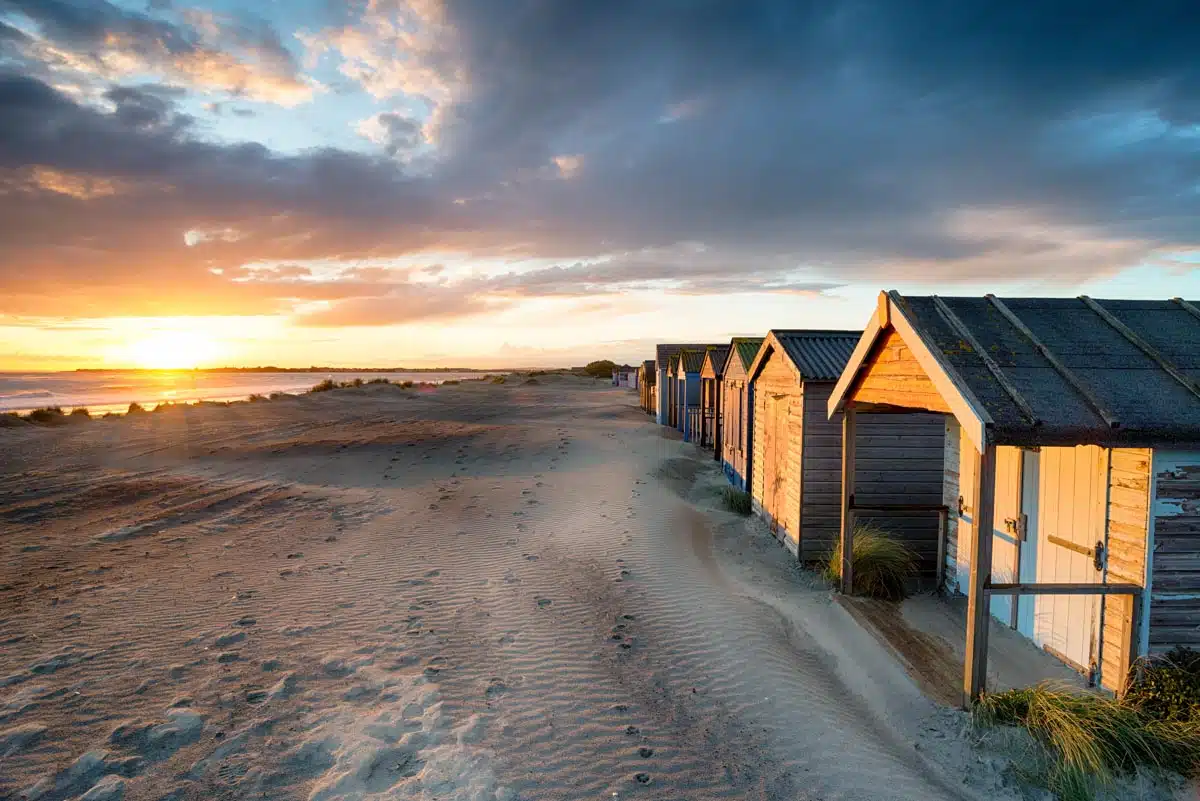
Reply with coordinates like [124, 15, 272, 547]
[1, 378, 1030, 801]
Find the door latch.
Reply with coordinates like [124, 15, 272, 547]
[957, 495, 966, 517]
[1003, 513, 1029, 541]
[1094, 540, 1105, 572]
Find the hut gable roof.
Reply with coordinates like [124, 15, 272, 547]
[748, 329, 860, 384]
[722, 337, 765, 379]
[679, 349, 707, 374]
[829, 291, 1200, 450]
[700, 345, 731, 379]
[655, 344, 709, 370]
[642, 360, 656, 385]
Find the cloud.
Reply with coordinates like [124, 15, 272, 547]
[3, 0, 1200, 325]
[0, 0, 314, 104]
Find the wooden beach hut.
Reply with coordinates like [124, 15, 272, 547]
[655, 344, 706, 426]
[720, 337, 764, 490]
[699, 345, 731, 451]
[674, 349, 708, 441]
[828, 291, 1200, 703]
[748, 330, 946, 564]
[639, 360, 656, 415]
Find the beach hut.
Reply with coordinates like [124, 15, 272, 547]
[699, 345, 731, 451]
[720, 338, 764, 490]
[748, 330, 946, 564]
[674, 349, 709, 441]
[828, 291, 1200, 703]
[655, 344, 706, 426]
[639, 360, 656, 414]
[612, 365, 638, 388]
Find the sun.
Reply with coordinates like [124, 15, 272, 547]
[126, 329, 223, 369]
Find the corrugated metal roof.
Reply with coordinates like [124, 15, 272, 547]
[655, 343, 709, 369]
[733, 338, 765, 372]
[770, 330, 861, 380]
[679, 349, 707, 373]
[667, 353, 680, 374]
[890, 294, 1200, 445]
[701, 345, 731, 377]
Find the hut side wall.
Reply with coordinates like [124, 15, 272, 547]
[1100, 448, 1151, 691]
[1148, 449, 1200, 654]
[656, 367, 670, 424]
[801, 384, 944, 567]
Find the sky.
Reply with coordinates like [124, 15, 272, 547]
[1, 0, 1199, 370]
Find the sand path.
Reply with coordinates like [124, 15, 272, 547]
[0, 379, 1022, 801]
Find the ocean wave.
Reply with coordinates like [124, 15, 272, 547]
[0, 390, 56, 400]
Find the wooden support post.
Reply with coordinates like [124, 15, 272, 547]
[840, 407, 857, 595]
[963, 442, 997, 708]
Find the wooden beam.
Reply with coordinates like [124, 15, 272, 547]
[985, 295, 1120, 430]
[840, 406, 857, 595]
[1172, 297, 1200, 324]
[1080, 295, 1200, 403]
[984, 583, 1142, 596]
[963, 443, 996, 708]
[936, 508, 949, 593]
[931, 295, 1039, 425]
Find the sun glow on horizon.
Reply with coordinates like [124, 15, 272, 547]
[121, 329, 225, 369]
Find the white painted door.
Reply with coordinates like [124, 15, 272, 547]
[989, 448, 1024, 625]
[1016, 449, 1040, 639]
[1034, 446, 1107, 673]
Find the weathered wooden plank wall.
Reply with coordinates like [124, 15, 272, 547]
[1100, 448, 1150, 691]
[1149, 449, 1200, 653]
[848, 328, 953, 414]
[720, 377, 751, 487]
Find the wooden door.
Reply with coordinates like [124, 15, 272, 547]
[762, 395, 780, 529]
[1016, 449, 1040, 639]
[1035, 446, 1107, 673]
[990, 448, 1024, 625]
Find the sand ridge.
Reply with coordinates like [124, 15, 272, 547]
[2, 378, 1030, 800]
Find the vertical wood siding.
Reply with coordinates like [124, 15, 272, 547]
[847, 328, 953, 413]
[1100, 448, 1150, 691]
[1148, 450, 1200, 653]
[720, 377, 750, 487]
[942, 418, 963, 592]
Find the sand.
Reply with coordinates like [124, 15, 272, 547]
[0, 378, 1069, 800]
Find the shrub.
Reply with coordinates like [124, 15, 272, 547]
[24, 406, 67, 425]
[583, 359, 617, 379]
[822, 523, 916, 601]
[1126, 648, 1200, 723]
[976, 683, 1200, 801]
[310, 379, 337, 392]
[127, 402, 146, 414]
[69, 407, 91, 421]
[721, 487, 752, 515]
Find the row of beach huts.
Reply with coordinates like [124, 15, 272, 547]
[631, 291, 1200, 706]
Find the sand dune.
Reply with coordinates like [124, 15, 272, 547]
[2, 378, 1030, 800]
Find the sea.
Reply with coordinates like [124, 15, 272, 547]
[0, 370, 485, 416]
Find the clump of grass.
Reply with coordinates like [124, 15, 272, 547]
[720, 487, 752, 515]
[822, 523, 916, 601]
[23, 406, 68, 426]
[367, 377, 390, 385]
[348, 378, 365, 388]
[69, 407, 91, 421]
[976, 683, 1200, 800]
[310, 379, 337, 392]
[1126, 648, 1200, 723]
[399, 380, 414, 389]
[127, 402, 146, 414]
[490, 375, 507, 384]
[247, 393, 268, 403]
[268, 392, 291, 401]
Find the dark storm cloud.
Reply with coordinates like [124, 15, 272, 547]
[2, 0, 1200, 323]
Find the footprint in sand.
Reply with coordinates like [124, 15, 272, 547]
[638, 747, 654, 758]
[535, 598, 552, 608]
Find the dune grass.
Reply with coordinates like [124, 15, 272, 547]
[127, 402, 146, 414]
[822, 523, 916, 601]
[976, 683, 1200, 801]
[310, 379, 337, 392]
[23, 406, 68, 426]
[720, 487, 752, 515]
[442, 380, 460, 386]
